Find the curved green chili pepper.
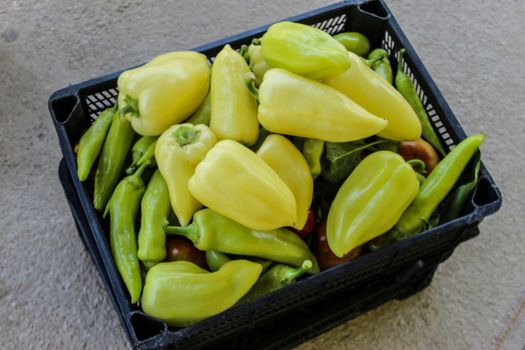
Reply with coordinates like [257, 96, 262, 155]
[333, 32, 370, 57]
[395, 48, 445, 155]
[165, 208, 320, 274]
[205, 250, 273, 273]
[368, 48, 393, 84]
[93, 113, 135, 211]
[137, 170, 171, 269]
[239, 260, 312, 304]
[104, 161, 149, 303]
[76, 107, 115, 181]
[186, 92, 211, 126]
[393, 133, 486, 239]
[127, 139, 157, 175]
[205, 250, 231, 272]
[126, 136, 157, 174]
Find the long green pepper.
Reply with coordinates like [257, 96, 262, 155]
[393, 133, 486, 240]
[104, 161, 149, 303]
[165, 209, 320, 274]
[137, 170, 171, 269]
[126, 136, 157, 174]
[395, 49, 446, 155]
[239, 260, 312, 304]
[93, 112, 135, 211]
[76, 107, 115, 181]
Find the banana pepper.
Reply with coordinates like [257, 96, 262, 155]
[156, 123, 217, 226]
[118, 51, 210, 136]
[327, 151, 419, 257]
[210, 44, 259, 145]
[258, 68, 387, 142]
[257, 134, 313, 230]
[188, 139, 297, 231]
[141, 260, 262, 327]
[261, 21, 349, 79]
[323, 51, 421, 141]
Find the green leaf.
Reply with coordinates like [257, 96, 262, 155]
[439, 151, 482, 223]
[321, 139, 385, 183]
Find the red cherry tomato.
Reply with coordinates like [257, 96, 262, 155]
[398, 138, 440, 174]
[165, 237, 207, 269]
[297, 208, 316, 238]
[315, 221, 361, 270]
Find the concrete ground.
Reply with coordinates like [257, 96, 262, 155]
[0, 0, 523, 349]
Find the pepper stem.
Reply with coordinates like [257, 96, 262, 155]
[130, 159, 150, 179]
[397, 48, 407, 74]
[407, 159, 426, 174]
[282, 260, 312, 285]
[119, 95, 140, 117]
[245, 72, 259, 103]
[363, 55, 384, 68]
[164, 223, 199, 245]
[173, 125, 201, 147]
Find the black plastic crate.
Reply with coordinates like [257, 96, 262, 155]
[50, 1, 502, 349]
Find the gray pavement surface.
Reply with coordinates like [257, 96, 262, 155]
[1, 0, 524, 349]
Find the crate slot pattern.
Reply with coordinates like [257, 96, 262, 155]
[85, 88, 119, 121]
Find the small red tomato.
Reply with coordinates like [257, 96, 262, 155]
[398, 138, 440, 174]
[297, 208, 316, 238]
[315, 221, 361, 270]
[165, 237, 207, 269]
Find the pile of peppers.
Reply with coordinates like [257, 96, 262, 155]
[75, 21, 486, 327]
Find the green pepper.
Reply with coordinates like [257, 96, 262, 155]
[164, 208, 320, 274]
[76, 107, 115, 182]
[103, 161, 149, 303]
[261, 21, 350, 79]
[368, 48, 393, 84]
[239, 260, 312, 304]
[302, 139, 324, 179]
[137, 170, 171, 269]
[392, 133, 486, 240]
[333, 32, 370, 57]
[186, 92, 211, 126]
[126, 136, 157, 174]
[205, 250, 231, 272]
[395, 49, 446, 155]
[141, 260, 262, 327]
[327, 151, 420, 257]
[93, 112, 135, 211]
[205, 250, 273, 273]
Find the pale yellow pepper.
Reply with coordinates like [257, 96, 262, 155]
[118, 51, 210, 136]
[210, 45, 259, 145]
[257, 134, 313, 230]
[323, 51, 421, 141]
[189, 140, 297, 231]
[155, 123, 217, 226]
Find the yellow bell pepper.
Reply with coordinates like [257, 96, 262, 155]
[327, 151, 419, 257]
[257, 134, 313, 230]
[323, 51, 421, 141]
[118, 51, 210, 136]
[210, 45, 259, 145]
[155, 123, 217, 226]
[188, 140, 297, 231]
[258, 68, 388, 142]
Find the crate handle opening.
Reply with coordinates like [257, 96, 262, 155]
[357, 0, 390, 20]
[50, 95, 79, 123]
[129, 311, 167, 342]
